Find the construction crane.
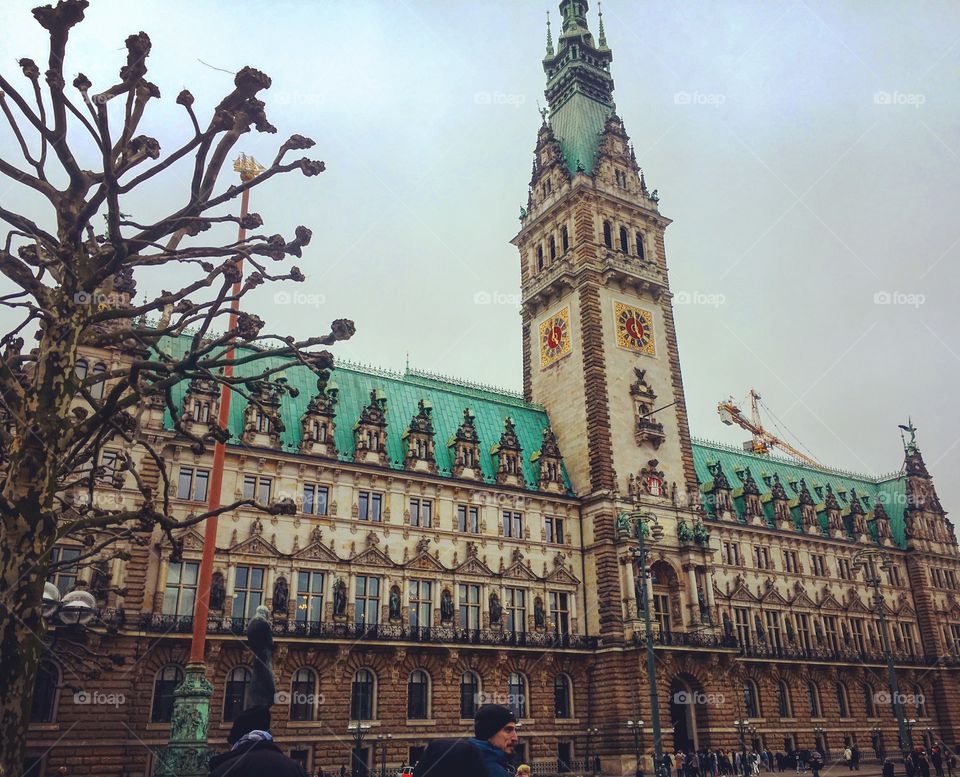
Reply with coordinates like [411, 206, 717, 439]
[717, 389, 821, 466]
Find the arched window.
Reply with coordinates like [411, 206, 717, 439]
[603, 221, 612, 248]
[914, 685, 927, 717]
[508, 672, 527, 719]
[635, 232, 646, 260]
[223, 666, 251, 723]
[151, 665, 184, 723]
[90, 362, 107, 400]
[30, 661, 59, 724]
[562, 225, 569, 253]
[554, 674, 573, 719]
[619, 226, 629, 253]
[744, 679, 761, 717]
[74, 359, 89, 382]
[776, 680, 792, 718]
[807, 681, 822, 717]
[835, 682, 850, 718]
[351, 668, 376, 721]
[537, 245, 544, 271]
[549, 235, 557, 261]
[863, 683, 876, 717]
[407, 670, 430, 720]
[290, 667, 318, 721]
[460, 671, 480, 720]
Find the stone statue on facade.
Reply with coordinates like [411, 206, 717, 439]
[534, 597, 546, 628]
[272, 577, 288, 614]
[246, 605, 276, 708]
[389, 586, 402, 621]
[489, 593, 502, 625]
[333, 578, 347, 617]
[209, 572, 225, 611]
[440, 589, 454, 622]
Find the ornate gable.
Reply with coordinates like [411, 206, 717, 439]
[240, 379, 284, 449]
[533, 426, 565, 493]
[300, 373, 338, 458]
[492, 417, 526, 488]
[403, 399, 437, 474]
[449, 408, 482, 480]
[294, 528, 339, 563]
[352, 545, 394, 568]
[456, 556, 495, 577]
[545, 565, 580, 586]
[788, 587, 818, 609]
[163, 528, 206, 553]
[406, 551, 447, 573]
[818, 591, 844, 611]
[354, 389, 388, 465]
[230, 533, 282, 558]
[630, 368, 665, 449]
[503, 561, 539, 581]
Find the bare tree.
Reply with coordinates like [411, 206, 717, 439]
[0, 1, 353, 770]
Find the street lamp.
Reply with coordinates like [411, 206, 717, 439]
[618, 510, 665, 777]
[853, 548, 911, 759]
[585, 726, 601, 776]
[734, 720, 754, 777]
[627, 720, 643, 777]
[349, 722, 371, 777]
[376, 733, 392, 777]
[871, 725, 884, 759]
[42, 582, 97, 626]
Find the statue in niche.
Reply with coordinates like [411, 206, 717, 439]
[209, 572, 225, 611]
[534, 597, 546, 628]
[489, 593, 503, 625]
[333, 578, 347, 616]
[246, 605, 276, 708]
[272, 577, 289, 614]
[440, 589, 454, 622]
[389, 586, 402, 621]
[722, 612, 733, 638]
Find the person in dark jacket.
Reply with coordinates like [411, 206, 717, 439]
[884, 759, 896, 777]
[413, 738, 490, 777]
[208, 706, 308, 777]
[469, 704, 519, 777]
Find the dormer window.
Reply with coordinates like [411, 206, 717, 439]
[603, 221, 612, 248]
[255, 411, 272, 434]
[193, 400, 211, 423]
[615, 169, 627, 187]
[619, 226, 629, 253]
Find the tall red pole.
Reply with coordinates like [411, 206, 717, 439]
[189, 160, 258, 663]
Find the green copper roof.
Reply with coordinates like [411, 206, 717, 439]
[159, 338, 571, 494]
[550, 92, 614, 175]
[691, 438, 907, 548]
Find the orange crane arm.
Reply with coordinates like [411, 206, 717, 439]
[717, 397, 820, 466]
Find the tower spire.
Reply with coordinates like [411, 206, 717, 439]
[545, 11, 554, 57]
[597, 1, 607, 49]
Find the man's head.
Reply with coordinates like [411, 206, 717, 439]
[474, 703, 518, 754]
[227, 705, 271, 745]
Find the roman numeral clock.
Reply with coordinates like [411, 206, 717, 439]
[538, 306, 572, 368]
[614, 301, 656, 356]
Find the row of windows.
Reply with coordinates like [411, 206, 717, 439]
[728, 607, 918, 655]
[534, 226, 570, 272]
[602, 220, 646, 260]
[742, 677, 928, 721]
[176, 468, 568, 541]
[74, 358, 108, 400]
[30, 663, 575, 725]
[722, 541, 904, 585]
[931, 567, 959, 590]
[163, 561, 573, 631]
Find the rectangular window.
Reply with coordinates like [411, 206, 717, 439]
[900, 622, 916, 655]
[948, 570, 958, 590]
[302, 484, 329, 516]
[888, 565, 903, 586]
[753, 545, 771, 570]
[242, 475, 272, 504]
[457, 504, 480, 533]
[192, 399, 210, 422]
[502, 510, 523, 538]
[851, 618, 866, 653]
[505, 588, 527, 633]
[549, 591, 570, 635]
[932, 568, 943, 587]
[163, 560, 199, 616]
[232, 565, 265, 620]
[766, 610, 783, 649]
[811, 554, 827, 577]
[295, 570, 325, 623]
[823, 615, 840, 651]
[358, 491, 383, 522]
[409, 579, 432, 629]
[734, 607, 751, 648]
[458, 583, 480, 630]
[653, 593, 671, 636]
[354, 575, 381, 625]
[784, 550, 799, 574]
[48, 546, 82, 596]
[723, 541, 741, 566]
[410, 498, 432, 528]
[545, 516, 565, 544]
[796, 613, 812, 650]
[838, 558, 852, 580]
[949, 624, 960, 653]
[177, 466, 210, 502]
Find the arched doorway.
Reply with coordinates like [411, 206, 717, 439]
[669, 675, 710, 752]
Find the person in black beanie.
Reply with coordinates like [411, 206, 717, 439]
[470, 704, 519, 777]
[208, 705, 308, 777]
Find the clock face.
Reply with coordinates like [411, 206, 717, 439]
[539, 306, 572, 368]
[614, 301, 656, 355]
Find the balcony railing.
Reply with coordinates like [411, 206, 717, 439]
[642, 630, 739, 650]
[738, 640, 949, 666]
[132, 612, 600, 649]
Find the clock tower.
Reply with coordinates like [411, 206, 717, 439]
[513, 0, 702, 640]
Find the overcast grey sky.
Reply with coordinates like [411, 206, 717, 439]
[1, 1, 958, 513]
